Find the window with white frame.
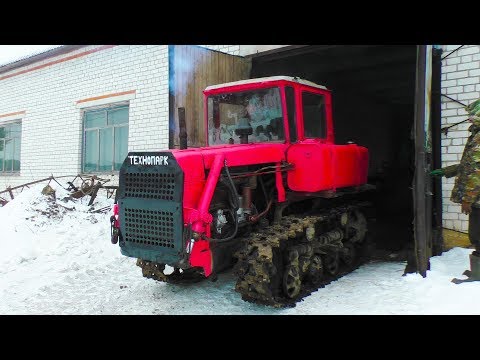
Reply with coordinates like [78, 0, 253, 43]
[83, 103, 129, 173]
[0, 121, 21, 173]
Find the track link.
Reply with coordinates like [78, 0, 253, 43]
[233, 206, 369, 307]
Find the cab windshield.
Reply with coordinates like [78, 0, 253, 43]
[207, 87, 285, 145]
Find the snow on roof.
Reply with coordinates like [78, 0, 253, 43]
[204, 76, 328, 91]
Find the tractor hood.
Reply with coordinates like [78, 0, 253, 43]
[172, 142, 287, 170]
[171, 142, 287, 222]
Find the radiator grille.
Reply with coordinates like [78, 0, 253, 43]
[118, 151, 184, 262]
[124, 172, 176, 200]
[124, 208, 175, 248]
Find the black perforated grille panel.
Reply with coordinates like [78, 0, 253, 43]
[124, 208, 175, 248]
[124, 172, 176, 200]
[118, 151, 184, 262]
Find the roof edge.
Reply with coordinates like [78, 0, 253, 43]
[0, 45, 88, 75]
[204, 76, 328, 92]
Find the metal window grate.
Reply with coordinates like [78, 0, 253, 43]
[124, 208, 175, 248]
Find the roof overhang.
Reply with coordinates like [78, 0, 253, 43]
[0, 45, 87, 75]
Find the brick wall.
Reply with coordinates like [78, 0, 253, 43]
[0, 45, 244, 192]
[0, 45, 172, 189]
[201, 45, 241, 56]
[441, 45, 480, 232]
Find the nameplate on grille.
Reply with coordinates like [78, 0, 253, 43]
[128, 155, 169, 166]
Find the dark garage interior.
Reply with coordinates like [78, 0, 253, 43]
[250, 45, 420, 258]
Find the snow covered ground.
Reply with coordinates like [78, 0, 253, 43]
[1, 183, 480, 315]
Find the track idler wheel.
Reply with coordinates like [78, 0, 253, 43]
[343, 209, 367, 243]
[283, 264, 302, 299]
[323, 252, 340, 276]
[308, 255, 324, 284]
[340, 241, 356, 267]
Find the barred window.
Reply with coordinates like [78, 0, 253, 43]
[0, 121, 21, 173]
[83, 104, 129, 173]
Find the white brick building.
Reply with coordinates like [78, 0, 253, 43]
[441, 45, 480, 233]
[0, 45, 240, 190]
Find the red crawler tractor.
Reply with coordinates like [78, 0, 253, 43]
[111, 76, 370, 306]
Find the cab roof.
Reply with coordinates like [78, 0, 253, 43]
[204, 76, 328, 92]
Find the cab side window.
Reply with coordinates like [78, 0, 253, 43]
[302, 92, 326, 139]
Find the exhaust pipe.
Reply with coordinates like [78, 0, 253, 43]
[178, 107, 188, 150]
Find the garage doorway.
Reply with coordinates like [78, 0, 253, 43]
[249, 45, 442, 273]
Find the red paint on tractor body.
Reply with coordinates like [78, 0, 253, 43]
[112, 203, 120, 227]
[171, 142, 287, 225]
[172, 77, 369, 276]
[286, 142, 369, 192]
[124, 77, 369, 278]
[188, 239, 212, 277]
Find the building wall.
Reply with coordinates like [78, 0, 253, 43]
[0, 45, 172, 189]
[441, 44, 480, 232]
[0, 45, 250, 193]
[204, 45, 292, 57]
[201, 45, 241, 55]
[239, 45, 290, 56]
[0, 44, 301, 194]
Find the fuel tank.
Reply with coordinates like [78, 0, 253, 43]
[287, 142, 369, 192]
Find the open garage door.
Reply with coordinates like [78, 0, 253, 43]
[249, 45, 442, 275]
[413, 45, 443, 276]
[168, 45, 251, 148]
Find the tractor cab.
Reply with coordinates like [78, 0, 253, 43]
[204, 76, 333, 147]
